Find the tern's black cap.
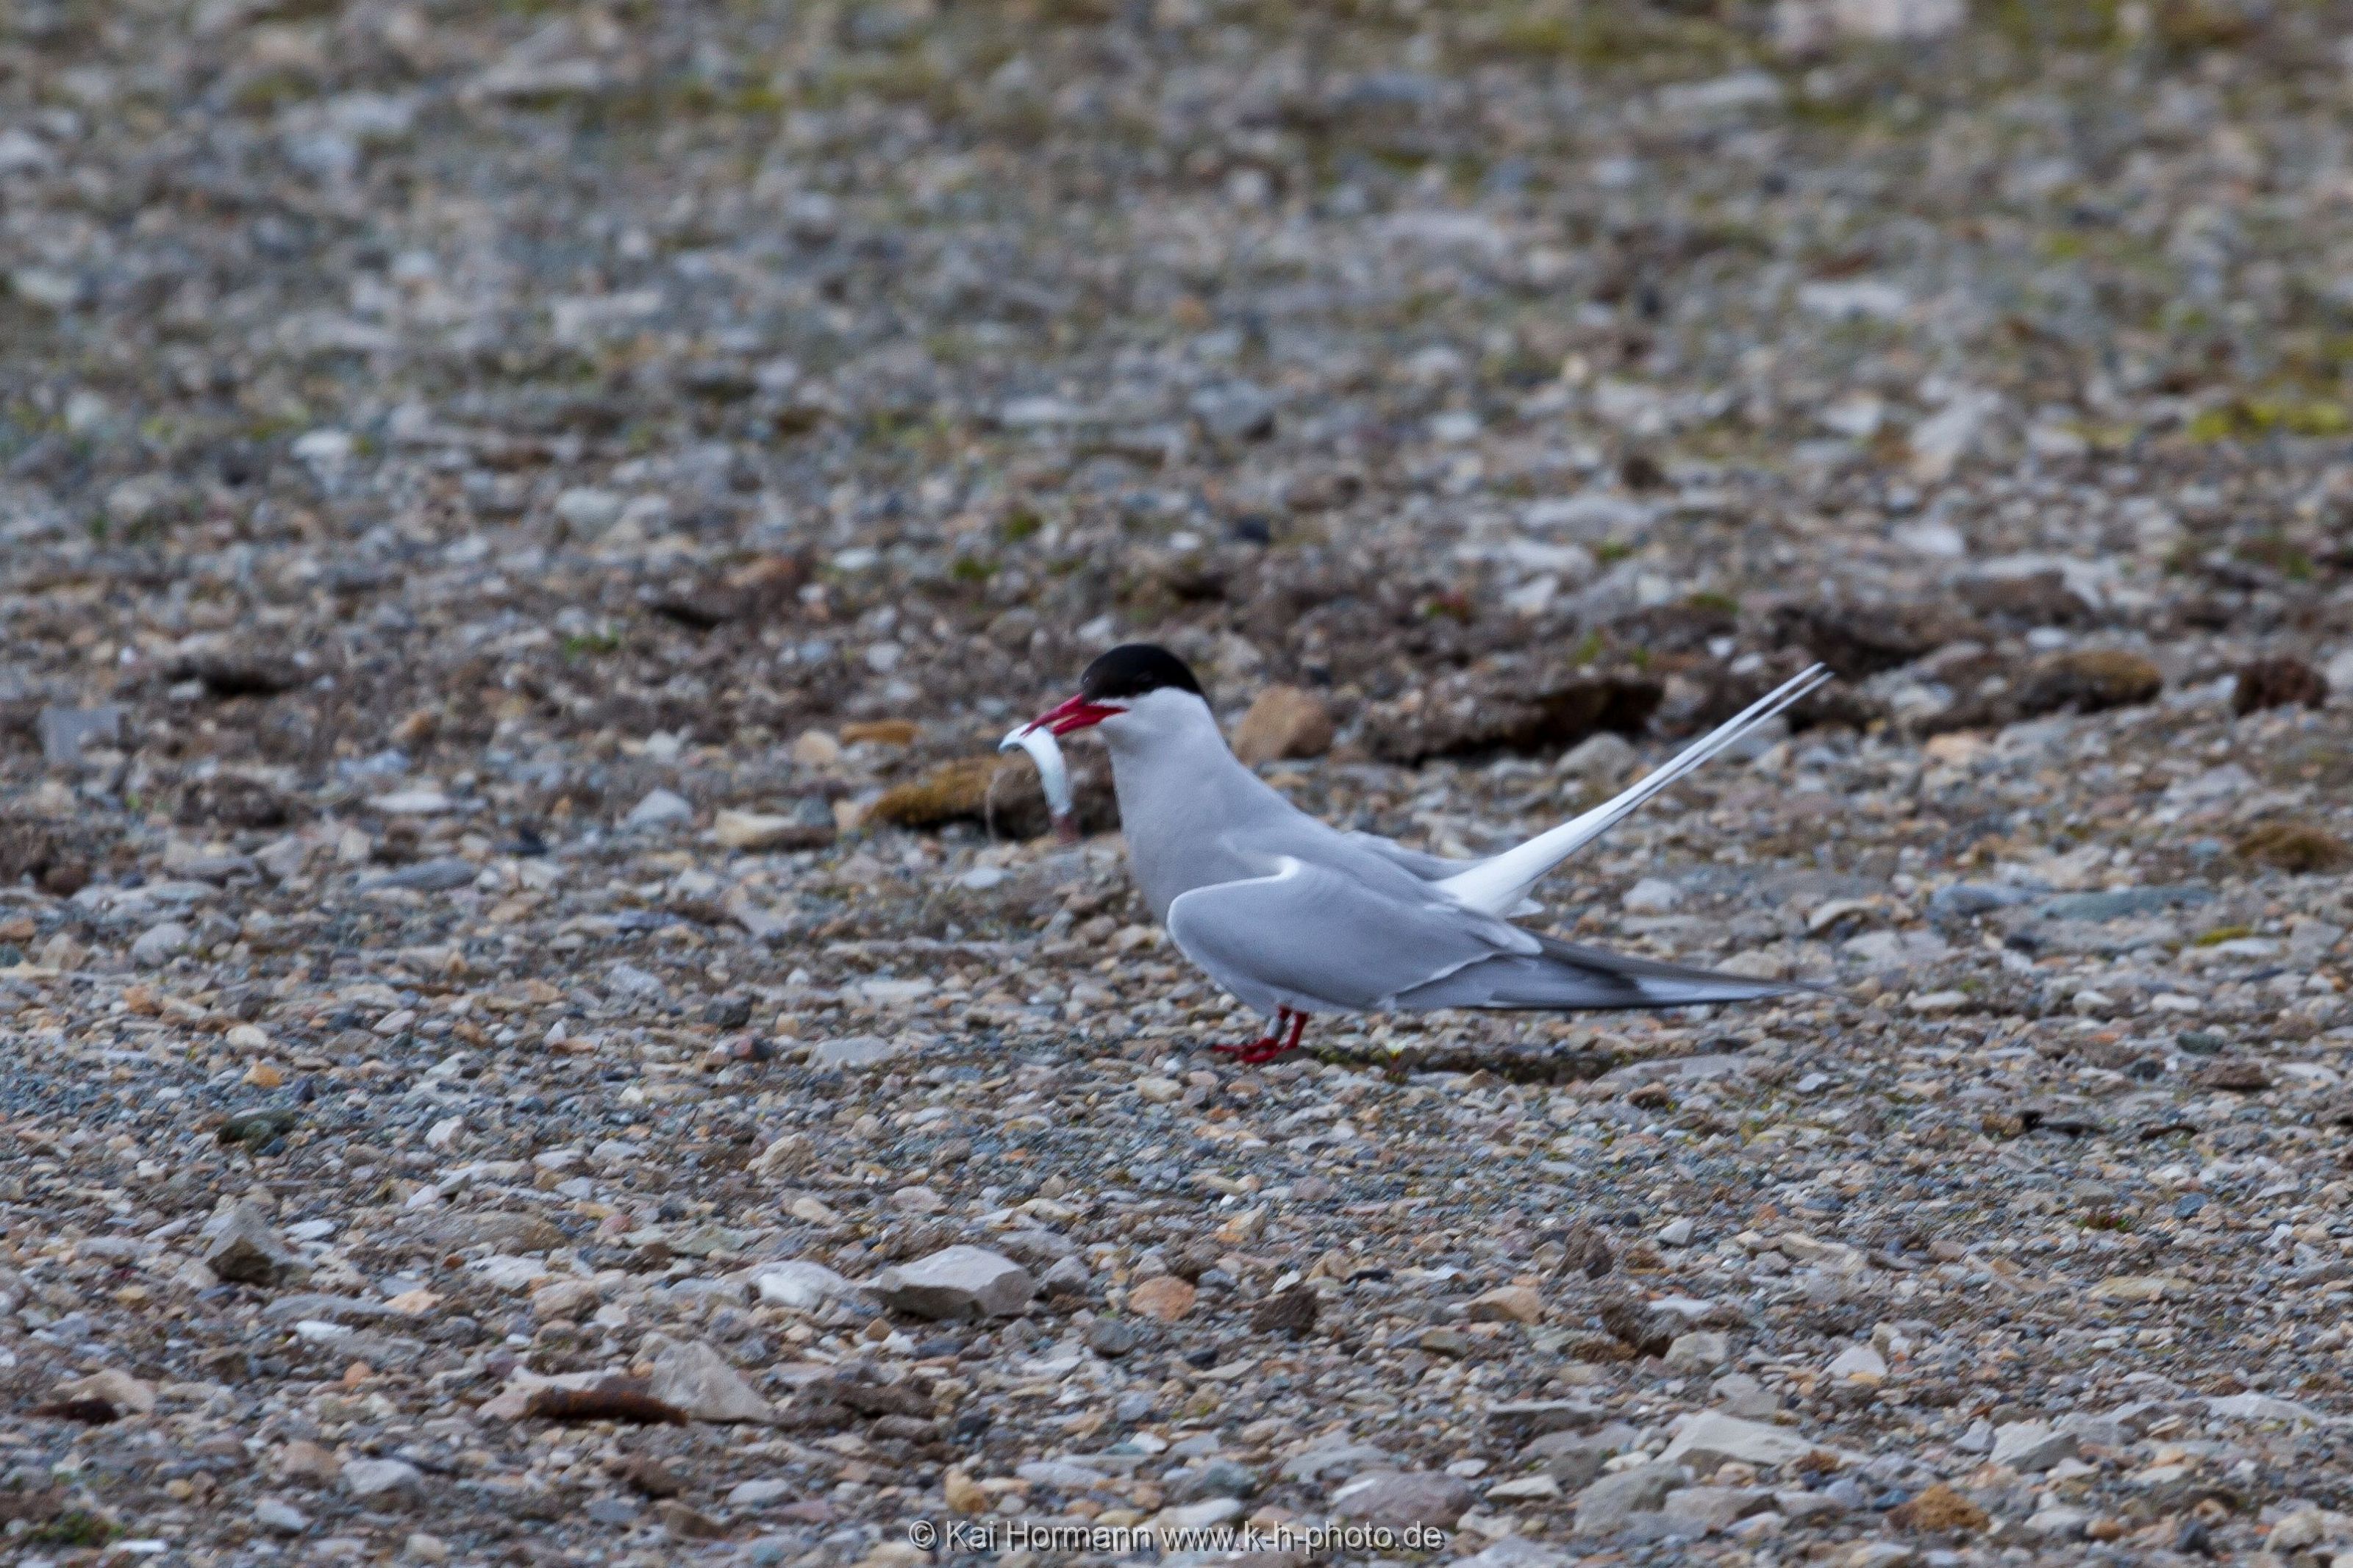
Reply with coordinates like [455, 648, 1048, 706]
[1079, 643, 1204, 701]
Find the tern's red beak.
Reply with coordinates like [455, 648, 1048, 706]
[1026, 693, 1120, 737]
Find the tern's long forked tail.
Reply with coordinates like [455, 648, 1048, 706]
[1436, 662, 1833, 917]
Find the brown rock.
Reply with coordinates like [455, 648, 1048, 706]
[1957, 570, 2094, 628]
[945, 1469, 988, 1514]
[864, 755, 1117, 839]
[1465, 1285, 1545, 1325]
[1888, 1481, 1990, 1533]
[616, 1455, 684, 1497]
[1249, 1286, 1319, 1336]
[840, 719, 919, 747]
[651, 1500, 727, 1539]
[279, 1439, 344, 1486]
[2233, 656, 2328, 715]
[0, 814, 91, 894]
[1329, 1469, 1477, 1529]
[2015, 649, 2163, 717]
[1232, 686, 1336, 765]
[865, 758, 997, 828]
[167, 649, 304, 698]
[201, 1200, 307, 1288]
[1772, 601, 1976, 679]
[1126, 1275, 1198, 1322]
[2236, 820, 2352, 874]
[177, 774, 294, 830]
[57, 1369, 154, 1416]
[413, 1212, 565, 1253]
[646, 554, 806, 629]
[1360, 669, 1660, 764]
[1597, 1292, 1677, 1358]
[711, 809, 832, 853]
[2192, 1060, 2274, 1093]
[1554, 1222, 1615, 1281]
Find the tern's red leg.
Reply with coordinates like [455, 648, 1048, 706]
[1218, 1008, 1308, 1066]
[1210, 1006, 1290, 1061]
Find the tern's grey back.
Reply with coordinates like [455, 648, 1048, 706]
[1096, 688, 1424, 920]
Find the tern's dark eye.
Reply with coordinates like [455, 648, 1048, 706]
[1079, 643, 1204, 702]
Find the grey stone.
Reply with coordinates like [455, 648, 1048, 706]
[254, 1497, 311, 1535]
[361, 857, 476, 892]
[1660, 1486, 1773, 1535]
[1018, 1459, 1113, 1491]
[130, 921, 191, 968]
[2053, 1411, 2129, 1449]
[749, 1260, 853, 1311]
[1489, 1398, 1607, 1439]
[1574, 1461, 1683, 1538]
[1710, 1372, 1782, 1420]
[554, 487, 624, 534]
[1039, 1254, 1090, 1295]
[1329, 1469, 1477, 1529]
[1085, 1318, 1144, 1357]
[1558, 731, 1636, 779]
[1776, 1487, 1847, 1521]
[2035, 886, 2213, 921]
[1165, 1459, 1258, 1502]
[1188, 380, 1275, 441]
[726, 1478, 793, 1508]
[1534, 1440, 1613, 1492]
[621, 788, 694, 831]
[38, 703, 121, 766]
[867, 1245, 1035, 1320]
[644, 1336, 774, 1422]
[1623, 876, 1682, 914]
[343, 1458, 424, 1501]
[201, 1200, 306, 1288]
[1928, 881, 2035, 918]
[2023, 1506, 2091, 1540]
[808, 1035, 900, 1070]
[1989, 1422, 2075, 1473]
[1463, 1537, 1571, 1568]
[605, 960, 665, 1000]
[1664, 1330, 1729, 1371]
[1661, 1411, 1827, 1470]
[259, 1294, 410, 1324]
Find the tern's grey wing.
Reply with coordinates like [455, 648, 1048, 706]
[1338, 831, 1468, 881]
[1165, 858, 1533, 1015]
[1392, 932, 1806, 1011]
[1337, 830, 1544, 916]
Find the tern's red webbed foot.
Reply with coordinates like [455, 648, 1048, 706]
[1206, 1007, 1308, 1064]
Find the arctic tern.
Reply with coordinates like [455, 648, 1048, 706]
[1017, 644, 1831, 1063]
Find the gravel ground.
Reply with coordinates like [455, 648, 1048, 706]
[13, 1, 2353, 1564]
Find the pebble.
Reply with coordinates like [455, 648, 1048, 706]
[1465, 1284, 1544, 1324]
[343, 1458, 424, 1502]
[254, 1498, 310, 1536]
[1232, 686, 1337, 765]
[1125, 1275, 1198, 1321]
[644, 1336, 774, 1423]
[749, 1260, 852, 1311]
[1557, 732, 1637, 781]
[807, 1036, 900, 1070]
[1329, 1469, 1477, 1529]
[129, 922, 190, 968]
[867, 1246, 1035, 1320]
[199, 1200, 304, 1288]
[621, 789, 693, 831]
[1573, 1461, 1682, 1538]
[1622, 877, 1682, 914]
[1989, 1422, 2077, 1473]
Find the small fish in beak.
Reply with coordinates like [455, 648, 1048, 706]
[999, 723, 1079, 842]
